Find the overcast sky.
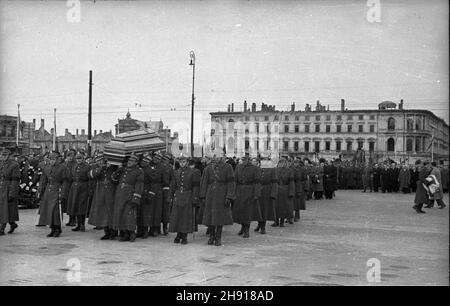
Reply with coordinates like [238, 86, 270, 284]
[0, 0, 448, 143]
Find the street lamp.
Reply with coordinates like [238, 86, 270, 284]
[189, 51, 195, 158]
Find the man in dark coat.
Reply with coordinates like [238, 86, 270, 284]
[413, 160, 431, 214]
[161, 153, 174, 235]
[233, 155, 261, 238]
[398, 164, 411, 194]
[111, 154, 144, 242]
[0, 149, 20, 235]
[88, 154, 118, 240]
[381, 164, 391, 193]
[362, 163, 373, 192]
[293, 158, 307, 219]
[64, 149, 77, 226]
[37, 151, 70, 237]
[324, 160, 338, 199]
[254, 157, 277, 234]
[66, 152, 92, 232]
[169, 155, 201, 244]
[410, 165, 419, 193]
[137, 153, 154, 239]
[372, 163, 381, 192]
[273, 157, 295, 227]
[200, 155, 236, 246]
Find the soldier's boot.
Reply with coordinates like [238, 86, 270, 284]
[0, 223, 7, 236]
[153, 226, 160, 237]
[279, 218, 285, 227]
[174, 233, 181, 244]
[243, 224, 250, 238]
[254, 222, 261, 232]
[413, 204, 426, 214]
[260, 222, 267, 235]
[110, 229, 118, 240]
[238, 224, 244, 235]
[214, 226, 223, 246]
[206, 226, 211, 235]
[119, 230, 130, 241]
[129, 231, 136, 242]
[80, 216, 86, 232]
[271, 219, 279, 227]
[162, 222, 169, 236]
[46, 226, 56, 237]
[181, 233, 188, 245]
[72, 216, 81, 232]
[66, 216, 76, 227]
[7, 222, 18, 234]
[136, 226, 144, 238]
[142, 227, 149, 239]
[53, 226, 62, 238]
[207, 226, 215, 245]
[294, 210, 300, 222]
[101, 227, 111, 240]
[288, 217, 294, 224]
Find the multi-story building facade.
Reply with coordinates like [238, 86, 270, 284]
[209, 99, 449, 164]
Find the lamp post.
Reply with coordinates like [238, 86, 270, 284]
[189, 51, 195, 158]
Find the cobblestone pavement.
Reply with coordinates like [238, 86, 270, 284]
[0, 190, 448, 286]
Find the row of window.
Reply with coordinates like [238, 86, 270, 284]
[243, 114, 376, 122]
[282, 124, 376, 133]
[281, 140, 374, 152]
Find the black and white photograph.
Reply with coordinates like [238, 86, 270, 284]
[0, 0, 448, 290]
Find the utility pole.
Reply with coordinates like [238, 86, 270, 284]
[53, 108, 56, 151]
[16, 104, 20, 147]
[189, 51, 195, 157]
[88, 70, 93, 156]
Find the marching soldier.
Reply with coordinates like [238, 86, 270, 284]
[0, 149, 20, 235]
[254, 156, 277, 234]
[233, 155, 261, 238]
[293, 158, 307, 221]
[273, 156, 294, 227]
[147, 152, 169, 237]
[66, 152, 91, 232]
[136, 153, 153, 239]
[169, 155, 201, 244]
[200, 154, 236, 246]
[111, 154, 144, 242]
[37, 151, 70, 237]
[87, 154, 118, 240]
[413, 160, 431, 214]
[64, 149, 77, 226]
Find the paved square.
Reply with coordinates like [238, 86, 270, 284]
[0, 190, 448, 286]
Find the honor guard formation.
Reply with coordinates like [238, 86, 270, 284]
[0, 148, 448, 245]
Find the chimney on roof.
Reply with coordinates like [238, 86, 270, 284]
[50, 128, 54, 135]
[81, 129, 85, 136]
[291, 102, 295, 112]
[33, 119, 36, 128]
[40, 119, 44, 129]
[341, 99, 345, 112]
[65, 128, 69, 136]
[99, 129, 102, 134]
[399, 99, 404, 110]
[231, 103, 234, 112]
[76, 129, 79, 136]
[244, 100, 247, 112]
[227, 104, 230, 112]
[327, 105, 330, 111]
[94, 130, 97, 136]
[252, 103, 256, 112]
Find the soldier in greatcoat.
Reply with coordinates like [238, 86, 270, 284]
[362, 162, 374, 192]
[37, 151, 70, 237]
[111, 154, 144, 242]
[87, 154, 118, 240]
[293, 158, 307, 220]
[169, 155, 201, 244]
[161, 153, 175, 235]
[413, 160, 431, 214]
[66, 152, 91, 232]
[311, 162, 324, 200]
[323, 160, 338, 199]
[254, 156, 277, 234]
[398, 164, 411, 194]
[273, 157, 295, 227]
[136, 153, 154, 239]
[233, 155, 261, 238]
[0, 149, 20, 235]
[200, 154, 236, 246]
[64, 149, 77, 226]
[372, 163, 381, 192]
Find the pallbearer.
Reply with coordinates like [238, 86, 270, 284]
[87, 154, 117, 240]
[200, 154, 236, 246]
[0, 149, 20, 235]
[273, 156, 295, 227]
[147, 152, 168, 237]
[66, 152, 91, 232]
[37, 151, 70, 237]
[254, 155, 277, 234]
[137, 153, 153, 239]
[111, 153, 144, 242]
[169, 154, 201, 244]
[161, 153, 174, 235]
[233, 154, 261, 238]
